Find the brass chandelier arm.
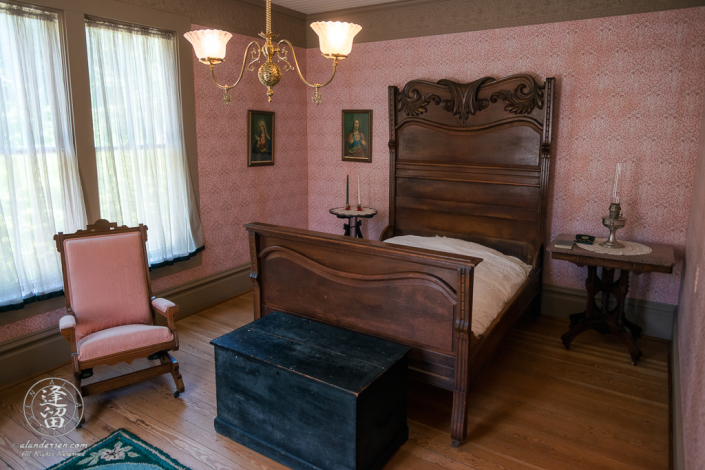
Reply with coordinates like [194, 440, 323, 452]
[209, 40, 262, 91]
[278, 39, 339, 89]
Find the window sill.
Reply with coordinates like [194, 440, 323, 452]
[0, 295, 66, 327]
[150, 250, 203, 281]
[0, 251, 204, 327]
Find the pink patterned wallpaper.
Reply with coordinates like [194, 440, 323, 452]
[0, 27, 309, 343]
[678, 91, 705, 470]
[150, 27, 310, 292]
[3, 9, 705, 343]
[305, 7, 705, 305]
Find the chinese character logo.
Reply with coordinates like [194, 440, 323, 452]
[24, 378, 83, 437]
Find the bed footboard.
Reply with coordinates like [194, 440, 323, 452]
[244, 222, 481, 444]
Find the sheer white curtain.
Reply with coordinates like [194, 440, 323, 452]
[85, 19, 203, 267]
[0, 3, 87, 311]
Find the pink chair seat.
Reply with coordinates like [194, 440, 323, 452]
[77, 324, 174, 362]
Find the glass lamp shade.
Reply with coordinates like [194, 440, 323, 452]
[184, 29, 232, 63]
[310, 21, 361, 57]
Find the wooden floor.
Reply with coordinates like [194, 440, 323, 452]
[0, 292, 670, 470]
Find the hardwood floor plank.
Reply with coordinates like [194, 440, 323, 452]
[469, 385, 668, 457]
[472, 365, 668, 419]
[177, 324, 221, 347]
[179, 317, 233, 337]
[506, 331, 669, 379]
[0, 419, 44, 470]
[87, 393, 236, 470]
[0, 294, 669, 470]
[385, 445, 449, 470]
[465, 401, 666, 469]
[490, 350, 667, 405]
[102, 381, 290, 470]
[408, 387, 643, 470]
[514, 317, 669, 364]
[174, 336, 215, 363]
[389, 440, 476, 470]
[407, 421, 542, 470]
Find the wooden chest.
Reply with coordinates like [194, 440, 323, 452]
[211, 311, 409, 470]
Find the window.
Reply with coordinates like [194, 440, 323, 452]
[0, 2, 87, 311]
[85, 18, 203, 268]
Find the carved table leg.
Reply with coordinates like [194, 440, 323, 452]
[615, 270, 642, 339]
[563, 266, 600, 348]
[612, 270, 642, 364]
[591, 267, 614, 334]
[561, 266, 643, 365]
[611, 326, 642, 365]
[561, 321, 596, 350]
[600, 268, 614, 312]
[568, 265, 598, 326]
[343, 221, 351, 236]
[354, 218, 363, 238]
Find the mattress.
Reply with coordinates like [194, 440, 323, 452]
[384, 235, 532, 335]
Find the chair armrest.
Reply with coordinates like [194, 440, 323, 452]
[152, 297, 177, 316]
[151, 298, 178, 330]
[59, 315, 76, 344]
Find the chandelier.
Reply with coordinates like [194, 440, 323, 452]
[184, 0, 361, 105]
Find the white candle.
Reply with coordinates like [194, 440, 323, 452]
[612, 162, 622, 204]
[357, 175, 360, 206]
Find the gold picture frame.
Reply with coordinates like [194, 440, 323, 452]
[342, 110, 372, 163]
[248, 110, 274, 167]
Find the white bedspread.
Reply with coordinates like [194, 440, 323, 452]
[384, 235, 532, 336]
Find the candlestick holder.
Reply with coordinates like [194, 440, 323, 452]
[356, 204, 362, 211]
[600, 202, 626, 249]
[345, 203, 350, 210]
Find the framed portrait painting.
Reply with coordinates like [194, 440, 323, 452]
[248, 110, 274, 167]
[342, 110, 372, 163]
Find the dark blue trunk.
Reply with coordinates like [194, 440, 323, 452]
[212, 311, 409, 470]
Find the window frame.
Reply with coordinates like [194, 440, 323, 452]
[0, 0, 202, 326]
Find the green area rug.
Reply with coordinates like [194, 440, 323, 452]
[48, 428, 192, 470]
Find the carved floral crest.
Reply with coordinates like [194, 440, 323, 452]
[436, 77, 493, 122]
[490, 81, 545, 115]
[398, 75, 545, 122]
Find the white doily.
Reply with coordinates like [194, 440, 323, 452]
[575, 238, 652, 256]
[330, 207, 377, 217]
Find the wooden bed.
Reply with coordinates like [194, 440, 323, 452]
[244, 73, 555, 446]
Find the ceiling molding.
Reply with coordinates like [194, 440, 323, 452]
[113, 0, 308, 47]
[107, 0, 705, 50]
[270, 0, 407, 15]
[306, 0, 705, 47]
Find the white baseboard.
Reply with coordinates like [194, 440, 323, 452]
[0, 263, 252, 389]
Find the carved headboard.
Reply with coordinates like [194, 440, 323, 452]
[387, 74, 555, 267]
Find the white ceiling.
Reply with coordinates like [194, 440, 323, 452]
[272, 0, 398, 15]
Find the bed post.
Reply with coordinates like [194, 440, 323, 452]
[248, 231, 262, 320]
[451, 266, 474, 447]
[387, 85, 398, 236]
[531, 76, 555, 319]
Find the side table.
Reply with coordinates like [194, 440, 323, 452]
[329, 207, 377, 238]
[547, 234, 675, 365]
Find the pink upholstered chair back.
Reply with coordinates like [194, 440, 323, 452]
[63, 232, 152, 342]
